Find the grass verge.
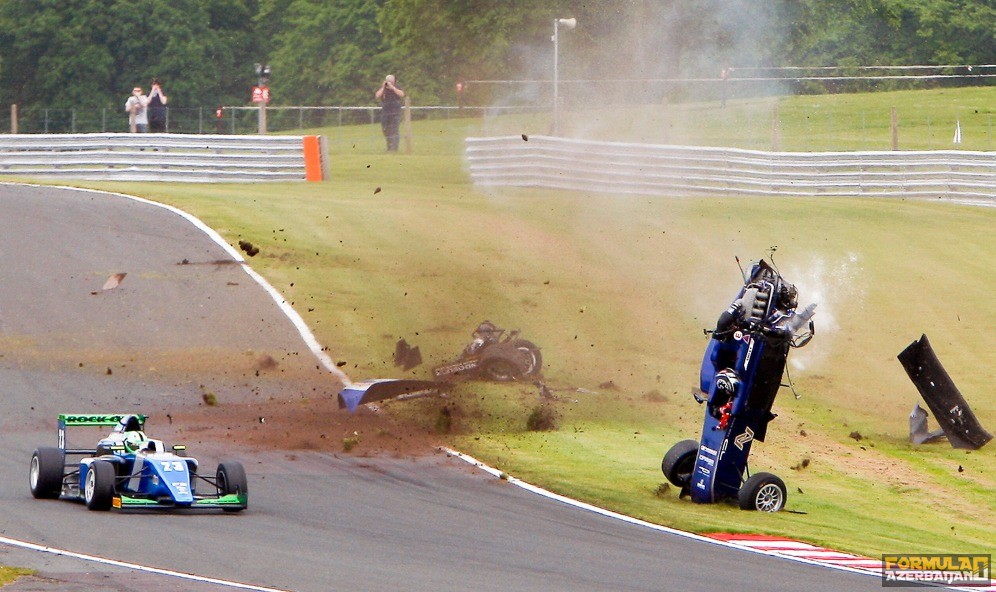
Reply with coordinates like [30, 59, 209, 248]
[0, 567, 33, 586]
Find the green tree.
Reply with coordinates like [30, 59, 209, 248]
[377, 0, 575, 105]
[0, 0, 992, 111]
[0, 0, 256, 108]
[261, 0, 386, 106]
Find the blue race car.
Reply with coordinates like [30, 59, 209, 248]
[662, 259, 815, 512]
[29, 414, 247, 512]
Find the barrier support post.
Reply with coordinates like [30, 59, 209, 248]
[891, 106, 899, 150]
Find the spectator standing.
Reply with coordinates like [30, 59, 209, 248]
[125, 87, 149, 132]
[375, 74, 405, 152]
[147, 77, 169, 132]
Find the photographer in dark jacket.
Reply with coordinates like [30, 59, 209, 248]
[147, 77, 169, 132]
[374, 74, 405, 152]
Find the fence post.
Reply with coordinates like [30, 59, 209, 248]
[891, 106, 899, 150]
[10, 104, 17, 134]
[770, 102, 780, 151]
[403, 96, 413, 154]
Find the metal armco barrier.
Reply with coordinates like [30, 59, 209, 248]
[466, 135, 996, 199]
[0, 133, 329, 182]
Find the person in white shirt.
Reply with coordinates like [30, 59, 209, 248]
[125, 87, 149, 133]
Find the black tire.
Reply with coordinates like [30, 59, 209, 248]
[511, 339, 543, 377]
[29, 447, 65, 499]
[217, 462, 248, 512]
[480, 356, 521, 382]
[84, 461, 115, 511]
[738, 472, 787, 512]
[661, 439, 699, 487]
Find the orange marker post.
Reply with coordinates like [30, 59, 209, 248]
[302, 135, 324, 181]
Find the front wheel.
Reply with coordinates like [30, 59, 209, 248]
[84, 461, 115, 511]
[479, 357, 520, 382]
[738, 472, 787, 512]
[217, 462, 248, 512]
[661, 439, 699, 487]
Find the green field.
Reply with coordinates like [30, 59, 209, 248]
[56, 87, 995, 560]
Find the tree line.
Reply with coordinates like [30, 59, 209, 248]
[0, 0, 991, 111]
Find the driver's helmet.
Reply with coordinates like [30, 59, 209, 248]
[778, 282, 799, 311]
[473, 320, 498, 337]
[123, 431, 146, 453]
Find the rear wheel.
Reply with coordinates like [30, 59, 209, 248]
[29, 448, 65, 499]
[661, 439, 699, 487]
[217, 462, 248, 512]
[738, 472, 787, 512]
[84, 461, 115, 511]
[510, 339, 543, 377]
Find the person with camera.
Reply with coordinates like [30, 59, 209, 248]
[147, 77, 169, 132]
[124, 86, 149, 133]
[374, 74, 405, 152]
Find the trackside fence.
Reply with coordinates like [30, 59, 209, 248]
[465, 136, 996, 199]
[0, 133, 329, 182]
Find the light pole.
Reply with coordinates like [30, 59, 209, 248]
[552, 17, 576, 135]
[254, 63, 271, 134]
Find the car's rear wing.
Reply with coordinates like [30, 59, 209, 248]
[57, 413, 147, 454]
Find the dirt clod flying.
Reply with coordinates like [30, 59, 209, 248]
[238, 240, 260, 257]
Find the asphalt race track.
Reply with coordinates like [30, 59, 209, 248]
[0, 184, 884, 591]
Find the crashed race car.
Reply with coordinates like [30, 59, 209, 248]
[29, 414, 248, 512]
[429, 321, 542, 382]
[339, 321, 543, 413]
[662, 259, 815, 512]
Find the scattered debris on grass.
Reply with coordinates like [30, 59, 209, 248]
[642, 390, 668, 403]
[526, 404, 557, 431]
[435, 406, 453, 434]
